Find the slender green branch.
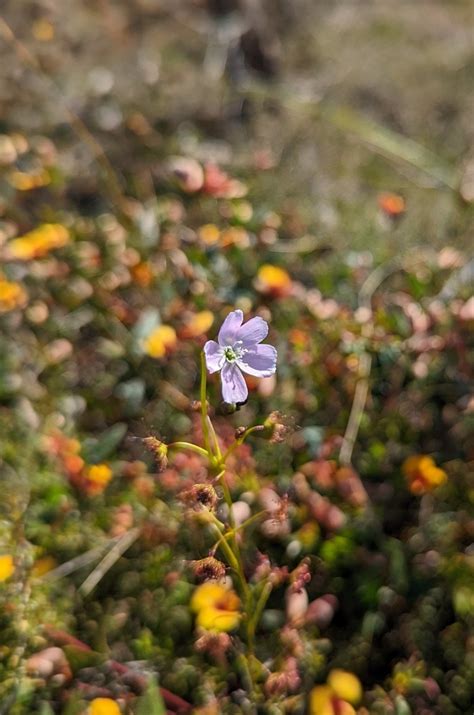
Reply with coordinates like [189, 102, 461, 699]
[206, 416, 223, 463]
[248, 580, 273, 645]
[209, 521, 240, 575]
[222, 425, 263, 462]
[200, 352, 213, 460]
[168, 441, 209, 459]
[219, 511, 268, 543]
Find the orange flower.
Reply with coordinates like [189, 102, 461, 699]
[0, 277, 27, 312]
[131, 261, 154, 287]
[402, 455, 447, 495]
[255, 264, 292, 297]
[378, 192, 405, 218]
[8, 223, 69, 260]
[142, 325, 177, 358]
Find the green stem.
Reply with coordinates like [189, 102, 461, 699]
[200, 351, 212, 458]
[219, 478, 254, 654]
[210, 522, 241, 574]
[220, 511, 268, 542]
[222, 425, 263, 462]
[248, 580, 273, 645]
[168, 441, 209, 458]
[206, 416, 223, 463]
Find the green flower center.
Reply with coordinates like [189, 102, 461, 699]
[224, 346, 237, 362]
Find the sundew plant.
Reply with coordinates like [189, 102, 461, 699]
[144, 311, 292, 702]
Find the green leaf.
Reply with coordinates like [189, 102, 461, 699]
[81, 423, 127, 463]
[134, 676, 166, 715]
[63, 645, 105, 673]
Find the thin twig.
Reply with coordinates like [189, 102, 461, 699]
[79, 528, 141, 597]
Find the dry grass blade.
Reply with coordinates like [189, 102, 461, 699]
[79, 528, 141, 597]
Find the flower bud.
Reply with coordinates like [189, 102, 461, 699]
[285, 587, 308, 626]
[190, 557, 227, 582]
[143, 436, 168, 471]
[181, 483, 218, 512]
[305, 595, 338, 629]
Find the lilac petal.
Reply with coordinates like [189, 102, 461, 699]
[204, 340, 224, 374]
[237, 344, 277, 378]
[236, 316, 268, 347]
[221, 363, 248, 404]
[218, 309, 243, 346]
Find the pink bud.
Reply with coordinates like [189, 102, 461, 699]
[285, 587, 308, 625]
[305, 595, 338, 628]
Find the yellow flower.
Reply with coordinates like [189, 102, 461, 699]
[256, 264, 292, 297]
[402, 455, 447, 495]
[8, 169, 50, 191]
[220, 227, 249, 248]
[89, 699, 121, 715]
[8, 223, 69, 260]
[32, 18, 55, 41]
[0, 555, 14, 582]
[143, 325, 177, 358]
[198, 223, 220, 246]
[182, 310, 214, 338]
[309, 671, 362, 715]
[328, 669, 362, 705]
[191, 582, 241, 633]
[0, 277, 27, 313]
[86, 464, 113, 492]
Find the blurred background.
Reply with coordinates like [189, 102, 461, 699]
[0, 2, 473, 714]
[1, 0, 473, 251]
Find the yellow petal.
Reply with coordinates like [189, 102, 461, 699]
[8, 223, 69, 259]
[423, 465, 447, 487]
[0, 555, 14, 582]
[327, 669, 362, 705]
[196, 606, 241, 632]
[198, 224, 220, 245]
[89, 699, 121, 715]
[190, 582, 228, 612]
[402, 455, 424, 476]
[183, 310, 214, 337]
[143, 325, 177, 358]
[257, 263, 292, 295]
[87, 464, 113, 486]
[309, 685, 334, 715]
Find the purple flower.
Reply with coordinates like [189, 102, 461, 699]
[204, 310, 277, 404]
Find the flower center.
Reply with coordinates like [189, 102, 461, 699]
[223, 346, 237, 362]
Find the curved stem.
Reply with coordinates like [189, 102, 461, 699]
[248, 580, 273, 645]
[168, 441, 209, 459]
[222, 425, 263, 462]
